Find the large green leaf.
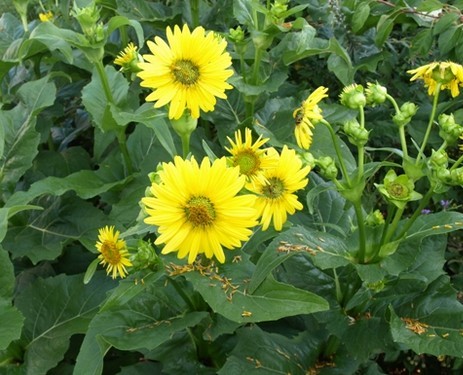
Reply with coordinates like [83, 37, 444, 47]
[183, 252, 329, 323]
[14, 273, 115, 375]
[0, 245, 24, 351]
[219, 326, 321, 374]
[0, 77, 56, 190]
[389, 276, 463, 357]
[81, 65, 130, 132]
[4, 196, 109, 263]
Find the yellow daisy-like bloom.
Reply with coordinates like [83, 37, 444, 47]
[137, 24, 233, 120]
[249, 146, 311, 231]
[292, 86, 328, 150]
[114, 42, 139, 70]
[142, 156, 258, 264]
[225, 127, 278, 188]
[407, 61, 463, 98]
[96, 226, 132, 279]
[39, 11, 53, 22]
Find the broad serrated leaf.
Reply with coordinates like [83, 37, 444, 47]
[0, 77, 56, 189]
[14, 273, 115, 375]
[219, 326, 321, 374]
[410, 29, 434, 56]
[183, 251, 328, 323]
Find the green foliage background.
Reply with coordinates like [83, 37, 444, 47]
[1, 0, 463, 374]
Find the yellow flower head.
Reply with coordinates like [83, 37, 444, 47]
[39, 11, 53, 22]
[407, 61, 463, 97]
[96, 226, 132, 279]
[137, 24, 234, 120]
[248, 146, 311, 231]
[225, 127, 278, 188]
[114, 42, 140, 71]
[292, 86, 328, 150]
[142, 156, 258, 263]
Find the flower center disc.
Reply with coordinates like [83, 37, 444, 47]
[262, 177, 285, 199]
[101, 242, 121, 265]
[172, 59, 200, 85]
[234, 151, 260, 176]
[388, 183, 408, 199]
[185, 196, 216, 227]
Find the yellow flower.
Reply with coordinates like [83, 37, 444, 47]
[225, 127, 278, 188]
[114, 42, 140, 71]
[407, 61, 463, 97]
[142, 156, 258, 263]
[137, 24, 233, 120]
[39, 11, 53, 22]
[96, 226, 132, 279]
[248, 146, 311, 231]
[292, 87, 328, 149]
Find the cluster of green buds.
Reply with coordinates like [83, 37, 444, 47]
[392, 102, 418, 127]
[365, 209, 385, 227]
[228, 26, 247, 55]
[438, 113, 463, 145]
[315, 156, 338, 180]
[343, 119, 369, 146]
[71, 1, 104, 44]
[340, 84, 366, 109]
[375, 170, 422, 209]
[130, 240, 160, 271]
[365, 82, 388, 106]
[270, 0, 289, 23]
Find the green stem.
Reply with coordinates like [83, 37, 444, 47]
[450, 154, 463, 170]
[168, 277, 196, 311]
[190, 0, 200, 28]
[180, 133, 191, 158]
[386, 94, 409, 158]
[416, 84, 441, 164]
[95, 61, 114, 103]
[323, 335, 340, 358]
[333, 269, 343, 304]
[251, 48, 263, 85]
[321, 120, 352, 186]
[353, 200, 367, 263]
[116, 131, 134, 175]
[358, 106, 365, 176]
[379, 203, 395, 249]
[382, 205, 405, 245]
[396, 187, 434, 239]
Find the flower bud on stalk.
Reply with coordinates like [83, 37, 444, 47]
[438, 113, 463, 145]
[340, 84, 366, 109]
[316, 156, 338, 180]
[365, 82, 387, 106]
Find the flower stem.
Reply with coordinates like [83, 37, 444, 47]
[357, 105, 365, 176]
[353, 200, 367, 263]
[181, 133, 191, 158]
[387, 95, 408, 158]
[381, 206, 405, 245]
[190, 0, 200, 28]
[95, 61, 114, 104]
[416, 84, 441, 164]
[450, 154, 463, 170]
[321, 120, 352, 186]
[116, 131, 134, 175]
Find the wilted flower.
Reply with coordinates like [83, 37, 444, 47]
[407, 61, 463, 97]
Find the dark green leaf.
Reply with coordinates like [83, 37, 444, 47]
[375, 15, 395, 47]
[15, 273, 115, 375]
[433, 12, 459, 35]
[0, 305, 24, 351]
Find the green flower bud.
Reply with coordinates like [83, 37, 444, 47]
[438, 113, 463, 145]
[271, 0, 289, 21]
[316, 156, 338, 180]
[450, 167, 463, 185]
[393, 102, 418, 127]
[299, 152, 316, 169]
[229, 26, 245, 44]
[430, 149, 448, 169]
[365, 209, 385, 227]
[436, 167, 451, 184]
[343, 119, 369, 146]
[130, 240, 160, 271]
[170, 110, 198, 137]
[401, 102, 418, 118]
[375, 169, 422, 209]
[365, 82, 387, 106]
[340, 84, 366, 109]
[72, 1, 100, 37]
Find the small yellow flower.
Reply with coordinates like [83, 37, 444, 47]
[39, 11, 53, 22]
[114, 42, 140, 71]
[407, 61, 463, 97]
[225, 127, 278, 188]
[137, 24, 233, 120]
[142, 156, 258, 264]
[95, 226, 132, 279]
[248, 146, 311, 231]
[292, 87, 328, 150]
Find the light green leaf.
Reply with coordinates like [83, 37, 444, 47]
[352, 2, 370, 33]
